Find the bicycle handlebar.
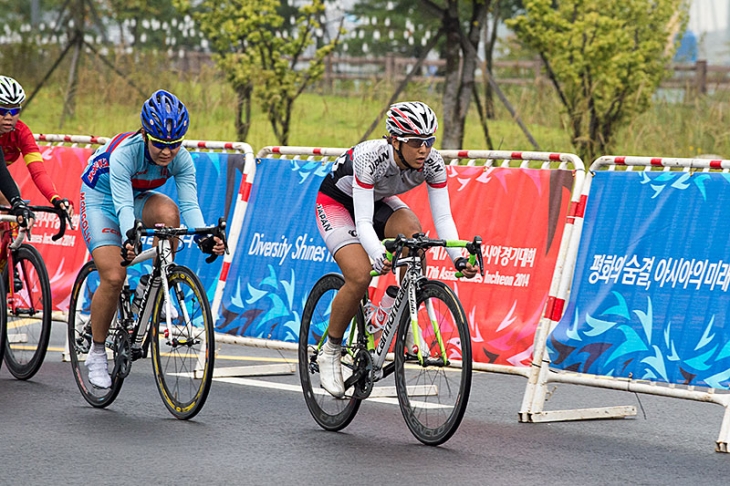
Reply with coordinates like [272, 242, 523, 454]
[121, 217, 229, 267]
[0, 204, 73, 241]
[370, 233, 484, 278]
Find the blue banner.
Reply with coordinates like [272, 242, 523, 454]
[131, 151, 244, 300]
[548, 171, 730, 389]
[216, 158, 340, 341]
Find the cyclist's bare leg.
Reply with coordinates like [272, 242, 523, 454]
[384, 207, 422, 241]
[141, 193, 181, 251]
[90, 245, 127, 342]
[384, 207, 424, 273]
[329, 244, 373, 339]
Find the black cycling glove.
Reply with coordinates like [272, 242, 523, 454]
[195, 235, 216, 255]
[454, 257, 468, 272]
[52, 197, 70, 210]
[121, 226, 142, 259]
[9, 197, 34, 228]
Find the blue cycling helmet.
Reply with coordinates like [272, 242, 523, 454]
[140, 89, 189, 140]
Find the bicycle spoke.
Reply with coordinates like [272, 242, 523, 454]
[395, 281, 472, 446]
[151, 267, 214, 420]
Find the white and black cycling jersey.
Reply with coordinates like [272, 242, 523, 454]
[318, 139, 462, 263]
[320, 139, 447, 203]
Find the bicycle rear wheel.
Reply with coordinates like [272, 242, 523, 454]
[67, 261, 125, 407]
[150, 265, 214, 420]
[394, 280, 472, 446]
[298, 273, 361, 431]
[0, 278, 7, 370]
[3, 244, 52, 380]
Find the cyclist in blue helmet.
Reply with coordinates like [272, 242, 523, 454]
[78, 89, 224, 389]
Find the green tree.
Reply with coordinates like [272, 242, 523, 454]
[178, 0, 340, 144]
[507, 0, 688, 162]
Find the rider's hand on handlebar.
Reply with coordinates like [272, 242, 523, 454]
[10, 197, 34, 229]
[454, 257, 478, 279]
[196, 235, 225, 256]
[53, 197, 74, 219]
[120, 239, 137, 262]
[372, 253, 392, 275]
[120, 225, 142, 262]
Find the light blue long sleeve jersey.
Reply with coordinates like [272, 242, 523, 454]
[81, 132, 205, 238]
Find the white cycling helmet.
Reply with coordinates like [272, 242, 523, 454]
[0, 76, 26, 105]
[386, 101, 438, 136]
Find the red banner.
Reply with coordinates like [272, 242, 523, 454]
[372, 166, 574, 366]
[9, 146, 92, 311]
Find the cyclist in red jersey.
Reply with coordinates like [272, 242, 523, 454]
[0, 76, 73, 216]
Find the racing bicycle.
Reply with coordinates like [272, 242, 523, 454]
[0, 204, 72, 380]
[67, 219, 227, 419]
[299, 233, 483, 445]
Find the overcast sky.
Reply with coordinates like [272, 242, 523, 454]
[689, 0, 729, 34]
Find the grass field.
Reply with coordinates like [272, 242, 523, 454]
[15, 57, 730, 161]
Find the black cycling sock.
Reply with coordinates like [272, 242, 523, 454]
[328, 335, 343, 346]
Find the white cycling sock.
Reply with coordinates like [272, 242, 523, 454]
[90, 341, 106, 355]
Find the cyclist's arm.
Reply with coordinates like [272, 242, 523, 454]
[426, 183, 462, 263]
[0, 149, 22, 203]
[109, 149, 139, 237]
[26, 158, 62, 204]
[352, 184, 386, 262]
[172, 150, 205, 229]
[15, 121, 62, 204]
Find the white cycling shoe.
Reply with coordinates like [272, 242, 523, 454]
[319, 341, 345, 398]
[85, 350, 111, 389]
[160, 302, 179, 320]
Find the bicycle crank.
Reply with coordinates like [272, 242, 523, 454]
[349, 348, 374, 400]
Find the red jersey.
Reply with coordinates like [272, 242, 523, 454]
[0, 120, 41, 165]
[0, 120, 60, 203]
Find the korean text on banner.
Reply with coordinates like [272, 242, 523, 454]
[217, 158, 339, 341]
[548, 171, 730, 389]
[375, 165, 574, 367]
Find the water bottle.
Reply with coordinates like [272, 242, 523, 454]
[368, 285, 399, 332]
[132, 274, 150, 313]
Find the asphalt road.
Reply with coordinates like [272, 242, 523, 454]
[2, 323, 730, 485]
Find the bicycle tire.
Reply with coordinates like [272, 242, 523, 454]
[150, 265, 214, 420]
[394, 280, 472, 446]
[67, 261, 125, 407]
[3, 244, 52, 380]
[298, 273, 361, 431]
[0, 278, 7, 371]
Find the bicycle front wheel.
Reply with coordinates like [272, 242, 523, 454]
[150, 265, 214, 420]
[298, 273, 361, 431]
[4, 244, 52, 380]
[394, 280, 472, 446]
[67, 261, 125, 407]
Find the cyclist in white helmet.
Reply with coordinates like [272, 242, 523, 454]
[0, 75, 73, 216]
[314, 101, 478, 397]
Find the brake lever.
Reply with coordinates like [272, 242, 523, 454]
[467, 236, 485, 277]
